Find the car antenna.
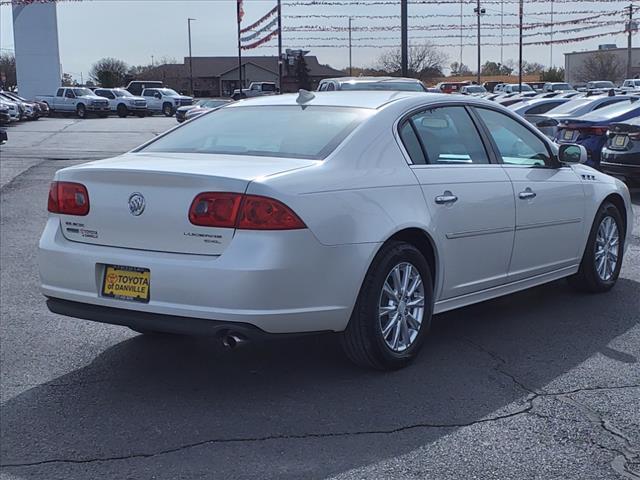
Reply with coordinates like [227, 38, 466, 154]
[296, 89, 315, 105]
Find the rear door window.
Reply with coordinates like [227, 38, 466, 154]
[400, 106, 490, 165]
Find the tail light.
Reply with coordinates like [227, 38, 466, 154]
[625, 130, 640, 140]
[189, 192, 306, 230]
[189, 192, 242, 228]
[47, 181, 90, 216]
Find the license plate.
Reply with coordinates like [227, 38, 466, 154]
[563, 129, 577, 141]
[613, 135, 628, 148]
[102, 265, 150, 303]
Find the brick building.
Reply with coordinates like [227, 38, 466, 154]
[137, 55, 344, 97]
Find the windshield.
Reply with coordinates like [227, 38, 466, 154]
[582, 99, 639, 119]
[140, 106, 372, 160]
[203, 100, 229, 108]
[510, 84, 533, 92]
[341, 81, 425, 92]
[465, 86, 486, 93]
[73, 88, 94, 97]
[113, 89, 133, 97]
[591, 82, 614, 88]
[553, 84, 572, 91]
[159, 88, 179, 96]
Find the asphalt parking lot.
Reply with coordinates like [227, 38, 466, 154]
[0, 116, 639, 480]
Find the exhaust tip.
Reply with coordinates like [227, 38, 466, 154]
[221, 333, 247, 349]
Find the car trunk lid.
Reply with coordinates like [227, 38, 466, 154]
[56, 152, 317, 255]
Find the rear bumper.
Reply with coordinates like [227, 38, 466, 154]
[39, 217, 376, 334]
[600, 161, 640, 181]
[46, 297, 279, 339]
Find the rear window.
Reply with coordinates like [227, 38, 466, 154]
[140, 106, 371, 160]
[582, 99, 639, 119]
[546, 98, 594, 114]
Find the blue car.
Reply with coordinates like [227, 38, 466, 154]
[555, 99, 640, 168]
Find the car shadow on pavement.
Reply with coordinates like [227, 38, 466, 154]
[1, 278, 639, 479]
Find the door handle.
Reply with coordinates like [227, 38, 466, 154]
[435, 191, 458, 205]
[518, 188, 537, 200]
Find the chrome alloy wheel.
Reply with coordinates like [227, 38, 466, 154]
[594, 215, 620, 281]
[378, 262, 425, 353]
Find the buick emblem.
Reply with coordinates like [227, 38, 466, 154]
[128, 192, 146, 216]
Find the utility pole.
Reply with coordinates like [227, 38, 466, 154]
[277, 0, 283, 92]
[460, 0, 463, 69]
[627, 3, 635, 79]
[518, 0, 523, 89]
[401, 0, 408, 77]
[187, 18, 196, 96]
[349, 17, 353, 76]
[549, 0, 554, 68]
[151, 55, 154, 67]
[500, 0, 504, 65]
[237, 1, 243, 92]
[474, 1, 484, 84]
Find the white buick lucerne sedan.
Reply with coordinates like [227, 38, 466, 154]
[39, 91, 633, 370]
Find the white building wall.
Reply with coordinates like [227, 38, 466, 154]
[12, 3, 62, 99]
[564, 48, 640, 85]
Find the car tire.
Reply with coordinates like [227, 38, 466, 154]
[76, 104, 86, 119]
[117, 104, 128, 118]
[340, 241, 433, 370]
[568, 201, 625, 293]
[162, 103, 174, 117]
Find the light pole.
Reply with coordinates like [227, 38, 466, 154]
[401, 0, 408, 77]
[348, 17, 353, 76]
[188, 17, 196, 96]
[474, 2, 485, 84]
[518, 0, 523, 90]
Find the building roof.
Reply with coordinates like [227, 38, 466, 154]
[184, 56, 344, 78]
[564, 47, 640, 56]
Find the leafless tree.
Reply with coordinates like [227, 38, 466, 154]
[0, 52, 16, 90]
[377, 43, 448, 80]
[576, 52, 624, 83]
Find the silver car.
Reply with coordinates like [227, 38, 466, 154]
[39, 91, 633, 370]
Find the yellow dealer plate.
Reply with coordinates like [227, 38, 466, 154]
[102, 265, 150, 303]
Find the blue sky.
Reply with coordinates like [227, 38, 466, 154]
[0, 0, 635, 82]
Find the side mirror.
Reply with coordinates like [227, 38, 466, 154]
[558, 144, 588, 164]
[154, 93, 161, 99]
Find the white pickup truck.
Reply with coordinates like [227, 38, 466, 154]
[94, 88, 148, 117]
[36, 87, 110, 118]
[620, 79, 640, 91]
[232, 82, 277, 100]
[141, 88, 193, 116]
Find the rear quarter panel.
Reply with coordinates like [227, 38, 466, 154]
[245, 108, 431, 248]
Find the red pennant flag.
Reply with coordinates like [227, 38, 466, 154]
[237, 0, 244, 24]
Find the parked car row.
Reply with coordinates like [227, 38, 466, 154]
[0, 90, 50, 124]
[473, 89, 640, 185]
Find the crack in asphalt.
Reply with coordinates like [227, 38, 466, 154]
[2, 337, 638, 472]
[459, 336, 640, 480]
[1, 404, 535, 469]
